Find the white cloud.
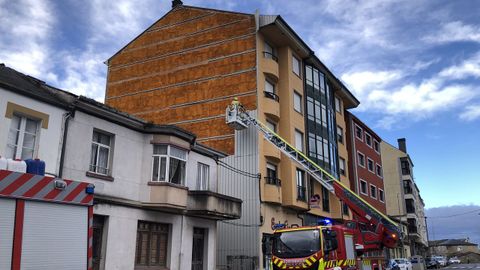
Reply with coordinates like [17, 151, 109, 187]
[439, 53, 480, 80]
[424, 21, 480, 44]
[459, 105, 480, 121]
[0, 0, 54, 77]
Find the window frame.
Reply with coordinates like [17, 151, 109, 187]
[151, 144, 188, 185]
[6, 114, 41, 160]
[293, 91, 303, 114]
[296, 168, 306, 201]
[373, 140, 380, 153]
[370, 184, 377, 199]
[266, 162, 280, 186]
[294, 129, 304, 152]
[196, 162, 210, 190]
[355, 124, 363, 141]
[337, 125, 344, 144]
[367, 157, 374, 173]
[292, 54, 301, 77]
[376, 164, 383, 178]
[365, 133, 372, 147]
[339, 157, 346, 176]
[334, 96, 342, 114]
[378, 188, 385, 202]
[357, 151, 365, 168]
[89, 129, 114, 176]
[135, 221, 169, 268]
[359, 179, 368, 195]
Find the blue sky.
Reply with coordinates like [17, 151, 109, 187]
[1, 0, 479, 209]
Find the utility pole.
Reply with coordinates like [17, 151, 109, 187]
[425, 216, 430, 256]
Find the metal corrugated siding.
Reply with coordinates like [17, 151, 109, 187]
[259, 15, 278, 27]
[21, 201, 88, 270]
[217, 111, 260, 269]
[0, 198, 15, 270]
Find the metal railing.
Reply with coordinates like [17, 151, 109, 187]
[264, 91, 279, 102]
[264, 176, 281, 186]
[263, 51, 278, 62]
[297, 186, 307, 201]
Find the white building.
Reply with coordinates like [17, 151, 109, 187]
[0, 64, 242, 270]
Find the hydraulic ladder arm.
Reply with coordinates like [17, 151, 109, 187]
[226, 102, 401, 250]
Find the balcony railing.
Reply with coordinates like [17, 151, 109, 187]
[297, 186, 307, 201]
[402, 168, 411, 175]
[406, 206, 416, 214]
[264, 91, 280, 102]
[404, 186, 413, 194]
[408, 226, 418, 234]
[264, 176, 281, 186]
[263, 51, 278, 62]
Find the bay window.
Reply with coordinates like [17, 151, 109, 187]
[152, 145, 187, 185]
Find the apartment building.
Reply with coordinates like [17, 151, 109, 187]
[381, 138, 428, 257]
[0, 64, 242, 270]
[103, 1, 359, 268]
[345, 112, 386, 214]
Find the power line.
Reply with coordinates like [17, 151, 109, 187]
[427, 208, 480, 219]
[217, 160, 260, 179]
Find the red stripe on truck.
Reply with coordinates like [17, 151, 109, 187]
[12, 200, 25, 270]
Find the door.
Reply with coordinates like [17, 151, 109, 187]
[92, 215, 106, 270]
[192, 228, 206, 270]
[0, 198, 15, 270]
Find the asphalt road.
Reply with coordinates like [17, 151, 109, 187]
[444, 264, 480, 270]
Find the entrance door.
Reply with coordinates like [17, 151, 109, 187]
[92, 215, 106, 270]
[192, 228, 206, 270]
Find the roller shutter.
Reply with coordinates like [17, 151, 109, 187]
[0, 198, 15, 270]
[21, 200, 87, 270]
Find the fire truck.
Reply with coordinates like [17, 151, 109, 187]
[0, 168, 94, 270]
[226, 101, 401, 270]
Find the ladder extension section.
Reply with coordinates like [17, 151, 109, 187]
[226, 104, 400, 236]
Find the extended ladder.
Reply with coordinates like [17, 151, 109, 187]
[226, 103, 401, 238]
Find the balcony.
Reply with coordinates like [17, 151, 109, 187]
[146, 181, 189, 210]
[265, 176, 281, 186]
[263, 177, 282, 204]
[297, 186, 307, 202]
[264, 139, 281, 161]
[186, 190, 242, 220]
[262, 91, 280, 120]
[260, 51, 279, 79]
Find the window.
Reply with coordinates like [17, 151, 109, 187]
[196, 163, 209, 190]
[295, 130, 304, 152]
[376, 164, 383, 177]
[365, 133, 372, 147]
[264, 79, 279, 101]
[292, 55, 301, 76]
[264, 42, 277, 61]
[192, 228, 207, 270]
[335, 97, 342, 113]
[355, 125, 363, 140]
[357, 152, 365, 167]
[342, 202, 349, 216]
[360, 179, 368, 195]
[370, 185, 377, 199]
[6, 114, 40, 160]
[401, 160, 411, 175]
[322, 186, 330, 212]
[339, 157, 346, 176]
[152, 145, 187, 185]
[266, 119, 277, 132]
[337, 126, 344, 144]
[135, 221, 169, 268]
[373, 140, 380, 153]
[379, 189, 384, 202]
[367, 158, 374, 172]
[296, 169, 306, 201]
[266, 162, 280, 185]
[90, 130, 113, 175]
[293, 91, 302, 113]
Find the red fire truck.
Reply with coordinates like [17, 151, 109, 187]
[226, 101, 400, 270]
[0, 169, 94, 270]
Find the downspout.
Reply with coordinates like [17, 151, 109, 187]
[58, 106, 75, 178]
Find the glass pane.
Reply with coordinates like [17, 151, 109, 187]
[90, 144, 98, 171]
[169, 158, 185, 185]
[21, 148, 34, 160]
[23, 133, 36, 149]
[152, 156, 159, 181]
[5, 145, 16, 159]
[11, 115, 21, 129]
[265, 80, 274, 93]
[160, 157, 167, 181]
[153, 145, 168, 155]
[7, 128, 19, 146]
[25, 118, 38, 134]
[170, 146, 187, 160]
[264, 42, 273, 54]
[97, 146, 109, 174]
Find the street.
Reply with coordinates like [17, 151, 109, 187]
[444, 264, 480, 270]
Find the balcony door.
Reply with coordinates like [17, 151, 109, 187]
[192, 228, 206, 270]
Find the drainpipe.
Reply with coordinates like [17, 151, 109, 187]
[58, 108, 74, 178]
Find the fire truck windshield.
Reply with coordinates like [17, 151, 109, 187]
[273, 229, 320, 258]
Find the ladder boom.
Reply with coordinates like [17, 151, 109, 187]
[226, 102, 401, 246]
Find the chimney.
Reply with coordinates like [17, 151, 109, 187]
[398, 138, 407, 153]
[172, 0, 183, 9]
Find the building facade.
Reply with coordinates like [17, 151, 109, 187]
[429, 239, 479, 257]
[103, 1, 360, 268]
[0, 65, 242, 270]
[381, 139, 428, 257]
[345, 112, 387, 214]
